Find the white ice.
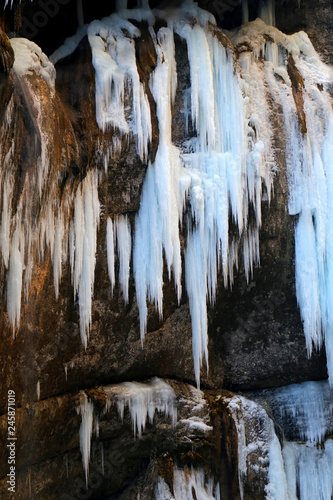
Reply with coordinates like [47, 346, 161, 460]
[115, 215, 131, 304]
[78, 393, 94, 486]
[11, 38, 56, 89]
[72, 171, 100, 348]
[7, 228, 23, 335]
[105, 377, 177, 438]
[254, 380, 333, 445]
[155, 467, 220, 500]
[106, 217, 115, 294]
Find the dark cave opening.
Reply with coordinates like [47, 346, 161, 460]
[1, 0, 330, 58]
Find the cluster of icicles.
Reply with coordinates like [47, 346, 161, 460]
[3, 1, 273, 389]
[78, 377, 219, 495]
[2, 0, 333, 388]
[227, 380, 333, 500]
[78, 377, 178, 485]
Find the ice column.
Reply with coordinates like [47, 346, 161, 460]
[88, 15, 152, 161]
[72, 171, 100, 348]
[115, 215, 131, 304]
[78, 394, 94, 485]
[133, 27, 190, 342]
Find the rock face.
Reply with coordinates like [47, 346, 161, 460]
[0, 379, 239, 499]
[0, 2, 332, 499]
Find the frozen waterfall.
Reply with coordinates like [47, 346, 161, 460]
[2, 0, 333, 409]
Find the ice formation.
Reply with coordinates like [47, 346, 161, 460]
[88, 11, 152, 161]
[115, 215, 131, 303]
[225, 394, 289, 500]
[77, 378, 177, 479]
[258, 0, 275, 27]
[72, 171, 100, 348]
[247, 379, 333, 500]
[228, 17, 333, 383]
[132, 6, 272, 386]
[225, 387, 333, 500]
[3, 0, 333, 422]
[253, 380, 333, 445]
[155, 467, 220, 500]
[281, 440, 333, 500]
[36, 2, 274, 387]
[11, 38, 56, 89]
[178, 385, 213, 433]
[104, 377, 177, 438]
[106, 217, 115, 294]
[78, 393, 94, 485]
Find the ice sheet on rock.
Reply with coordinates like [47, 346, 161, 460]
[248, 381, 333, 499]
[225, 394, 287, 500]
[266, 433, 289, 500]
[50, 25, 88, 65]
[284, 440, 333, 500]
[104, 377, 177, 438]
[155, 467, 220, 500]
[263, 27, 333, 381]
[179, 417, 213, 432]
[253, 380, 333, 445]
[11, 38, 56, 88]
[230, 17, 333, 384]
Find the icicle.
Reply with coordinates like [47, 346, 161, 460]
[88, 15, 152, 161]
[115, 215, 131, 304]
[53, 210, 64, 300]
[106, 217, 115, 294]
[0, 176, 13, 268]
[254, 380, 333, 445]
[258, 0, 275, 27]
[78, 394, 94, 486]
[36, 381, 40, 401]
[7, 228, 23, 335]
[77, 379, 177, 481]
[45, 6, 273, 389]
[107, 378, 177, 439]
[73, 172, 100, 348]
[180, 24, 216, 152]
